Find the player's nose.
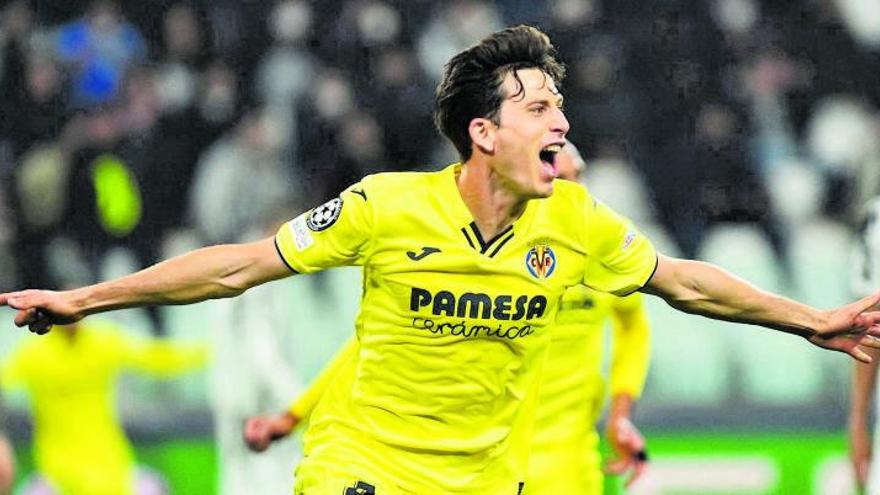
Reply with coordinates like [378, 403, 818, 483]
[550, 106, 569, 137]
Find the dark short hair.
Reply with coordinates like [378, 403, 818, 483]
[433, 25, 566, 161]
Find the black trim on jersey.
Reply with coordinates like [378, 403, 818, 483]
[461, 227, 477, 249]
[468, 221, 489, 251]
[462, 222, 514, 256]
[619, 254, 659, 297]
[351, 188, 367, 201]
[488, 231, 515, 258]
[274, 238, 299, 274]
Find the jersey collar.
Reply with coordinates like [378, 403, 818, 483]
[440, 163, 536, 258]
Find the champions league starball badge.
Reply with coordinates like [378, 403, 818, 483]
[306, 197, 343, 231]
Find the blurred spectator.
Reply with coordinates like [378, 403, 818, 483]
[770, 0, 880, 135]
[201, 0, 271, 86]
[805, 96, 880, 223]
[3, 51, 68, 159]
[189, 107, 291, 245]
[134, 59, 239, 253]
[663, 101, 792, 283]
[543, 0, 602, 56]
[329, 0, 405, 81]
[415, 0, 503, 82]
[154, 3, 207, 115]
[62, 107, 137, 276]
[255, 0, 318, 165]
[562, 32, 640, 161]
[362, 46, 434, 170]
[54, 0, 147, 108]
[0, 0, 37, 114]
[1, 319, 207, 495]
[294, 68, 359, 205]
[1, 47, 69, 289]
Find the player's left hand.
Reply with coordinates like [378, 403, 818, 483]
[243, 412, 300, 453]
[809, 292, 880, 363]
[604, 416, 648, 488]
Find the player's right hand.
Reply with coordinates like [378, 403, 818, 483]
[0, 289, 83, 335]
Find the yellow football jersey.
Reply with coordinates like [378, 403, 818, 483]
[287, 292, 650, 495]
[525, 289, 650, 494]
[274, 163, 656, 494]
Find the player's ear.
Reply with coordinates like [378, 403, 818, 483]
[469, 117, 496, 155]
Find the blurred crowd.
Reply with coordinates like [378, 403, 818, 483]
[1, 0, 880, 335]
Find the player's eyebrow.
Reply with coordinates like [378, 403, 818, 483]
[526, 95, 564, 108]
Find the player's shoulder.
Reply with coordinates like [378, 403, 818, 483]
[549, 179, 592, 205]
[359, 169, 441, 189]
[353, 168, 446, 204]
[541, 179, 594, 222]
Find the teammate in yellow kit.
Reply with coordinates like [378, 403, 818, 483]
[1, 320, 207, 495]
[243, 144, 652, 494]
[3, 26, 880, 495]
[526, 144, 651, 492]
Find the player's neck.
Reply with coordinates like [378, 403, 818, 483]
[457, 161, 528, 240]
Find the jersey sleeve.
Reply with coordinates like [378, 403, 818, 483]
[120, 337, 210, 377]
[274, 180, 375, 274]
[289, 338, 358, 420]
[608, 292, 651, 398]
[582, 199, 657, 296]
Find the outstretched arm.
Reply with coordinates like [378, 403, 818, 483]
[642, 254, 880, 362]
[1, 237, 292, 334]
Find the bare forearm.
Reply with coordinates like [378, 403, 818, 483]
[644, 257, 824, 337]
[70, 239, 288, 316]
[609, 393, 635, 422]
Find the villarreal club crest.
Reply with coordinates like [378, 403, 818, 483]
[525, 245, 556, 279]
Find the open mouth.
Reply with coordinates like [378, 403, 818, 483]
[539, 144, 562, 177]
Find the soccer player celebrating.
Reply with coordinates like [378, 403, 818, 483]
[3, 26, 880, 494]
[242, 143, 653, 493]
